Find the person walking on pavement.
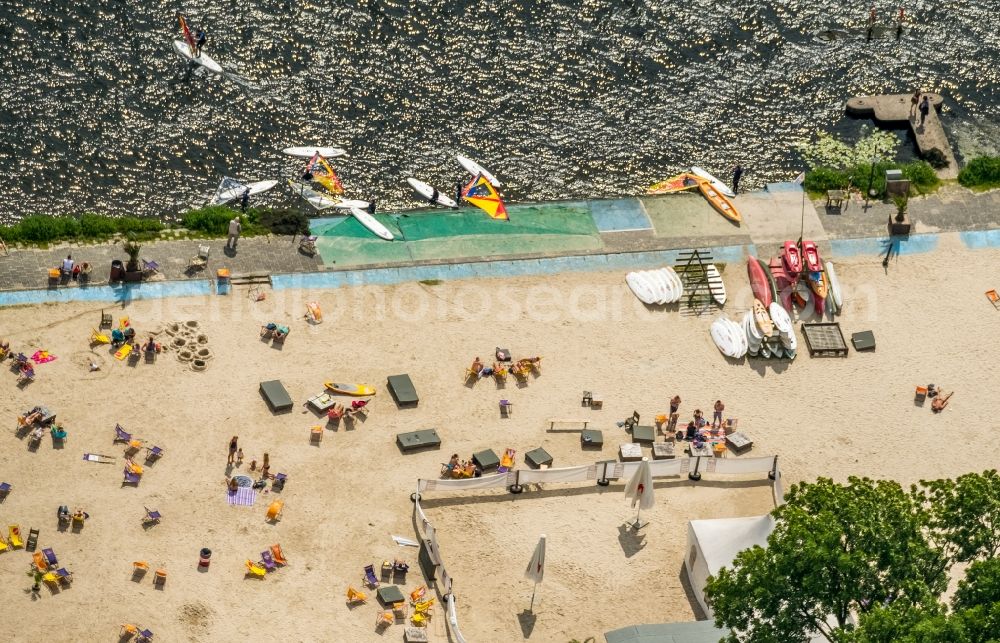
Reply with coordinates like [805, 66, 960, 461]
[226, 216, 242, 251]
[731, 165, 744, 195]
[919, 95, 930, 126]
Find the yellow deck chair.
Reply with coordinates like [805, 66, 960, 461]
[119, 316, 130, 329]
[91, 328, 110, 345]
[120, 624, 139, 637]
[411, 611, 430, 626]
[414, 598, 435, 612]
[8, 525, 23, 548]
[346, 586, 367, 604]
[42, 571, 59, 586]
[375, 611, 394, 628]
[265, 500, 284, 522]
[115, 343, 133, 361]
[0, 536, 8, 553]
[245, 560, 266, 578]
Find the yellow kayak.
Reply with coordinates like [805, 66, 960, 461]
[696, 179, 742, 224]
[648, 172, 700, 195]
[324, 381, 376, 396]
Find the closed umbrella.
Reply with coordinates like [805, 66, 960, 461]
[624, 457, 655, 529]
[524, 534, 546, 612]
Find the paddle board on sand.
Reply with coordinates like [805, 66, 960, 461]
[625, 272, 658, 305]
[407, 178, 458, 208]
[825, 261, 843, 309]
[283, 146, 347, 159]
[706, 264, 726, 305]
[213, 179, 277, 205]
[690, 166, 735, 198]
[324, 382, 376, 396]
[348, 207, 394, 241]
[173, 40, 223, 74]
[456, 154, 501, 187]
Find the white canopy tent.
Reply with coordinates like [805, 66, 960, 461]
[684, 514, 774, 617]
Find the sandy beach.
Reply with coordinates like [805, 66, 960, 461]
[1, 232, 997, 642]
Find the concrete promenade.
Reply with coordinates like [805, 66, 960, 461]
[1, 183, 999, 296]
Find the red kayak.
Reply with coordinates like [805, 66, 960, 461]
[768, 256, 794, 311]
[747, 256, 772, 307]
[782, 241, 803, 278]
[802, 240, 822, 273]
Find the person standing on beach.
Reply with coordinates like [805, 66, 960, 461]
[732, 165, 744, 194]
[228, 436, 238, 465]
[713, 400, 725, 428]
[919, 95, 930, 125]
[240, 188, 250, 213]
[910, 89, 921, 117]
[226, 216, 242, 251]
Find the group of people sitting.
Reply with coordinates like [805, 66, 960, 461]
[57, 505, 89, 524]
[327, 399, 369, 421]
[57, 254, 91, 281]
[467, 352, 542, 381]
[260, 323, 289, 341]
[440, 453, 482, 479]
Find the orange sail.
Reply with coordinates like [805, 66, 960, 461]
[179, 15, 196, 53]
[462, 175, 507, 220]
[314, 156, 344, 195]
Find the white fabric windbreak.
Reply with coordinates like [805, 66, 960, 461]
[772, 468, 786, 506]
[516, 464, 594, 484]
[713, 455, 776, 475]
[447, 593, 467, 643]
[418, 472, 511, 492]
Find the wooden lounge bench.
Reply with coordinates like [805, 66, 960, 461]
[581, 429, 604, 448]
[525, 447, 553, 469]
[472, 449, 500, 470]
[397, 429, 440, 452]
[259, 380, 293, 413]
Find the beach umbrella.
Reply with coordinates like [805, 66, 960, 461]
[624, 457, 655, 529]
[524, 534, 546, 612]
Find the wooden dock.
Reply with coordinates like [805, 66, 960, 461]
[845, 93, 958, 180]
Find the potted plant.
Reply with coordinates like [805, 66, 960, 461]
[889, 195, 911, 236]
[122, 236, 143, 282]
[27, 568, 42, 594]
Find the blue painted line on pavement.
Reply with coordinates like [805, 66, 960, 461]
[830, 234, 939, 258]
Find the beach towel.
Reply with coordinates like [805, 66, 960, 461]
[31, 350, 56, 364]
[82, 453, 116, 464]
[227, 487, 257, 507]
[391, 535, 420, 547]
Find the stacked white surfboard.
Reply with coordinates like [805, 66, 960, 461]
[625, 267, 684, 305]
[710, 316, 748, 358]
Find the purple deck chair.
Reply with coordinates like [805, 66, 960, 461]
[42, 548, 58, 567]
[55, 568, 72, 583]
[114, 424, 132, 443]
[143, 507, 161, 524]
[145, 445, 164, 462]
[123, 469, 140, 485]
[363, 564, 379, 588]
[260, 550, 277, 572]
[137, 628, 154, 642]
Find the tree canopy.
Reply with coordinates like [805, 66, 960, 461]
[704, 471, 1000, 643]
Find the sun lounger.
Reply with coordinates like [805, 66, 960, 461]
[137, 628, 154, 642]
[142, 259, 159, 276]
[33, 551, 48, 570]
[0, 536, 7, 553]
[145, 445, 164, 461]
[0, 481, 10, 499]
[50, 426, 67, 441]
[25, 528, 37, 551]
[189, 244, 210, 271]
[376, 610, 394, 629]
[988, 289, 1000, 309]
[114, 424, 132, 443]
[364, 564, 380, 588]
[100, 310, 113, 328]
[42, 571, 59, 586]
[272, 473, 287, 491]
[115, 343, 133, 361]
[42, 547, 57, 567]
[91, 329, 111, 345]
[347, 586, 367, 604]
[260, 550, 277, 572]
[8, 525, 23, 548]
[409, 585, 427, 603]
[387, 373, 419, 407]
[260, 380, 293, 413]
[154, 568, 167, 585]
[123, 469, 141, 485]
[83, 453, 115, 464]
[265, 500, 284, 522]
[143, 507, 161, 525]
[271, 544, 288, 565]
[55, 568, 73, 584]
[396, 429, 440, 452]
[498, 448, 516, 473]
[246, 560, 266, 578]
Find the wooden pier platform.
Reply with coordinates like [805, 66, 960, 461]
[845, 93, 958, 180]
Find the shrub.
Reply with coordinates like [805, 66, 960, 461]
[80, 213, 117, 237]
[901, 161, 940, 194]
[16, 215, 81, 242]
[804, 167, 850, 193]
[182, 206, 239, 235]
[255, 208, 309, 236]
[959, 156, 1000, 190]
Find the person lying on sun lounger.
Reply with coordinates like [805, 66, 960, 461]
[274, 325, 289, 340]
[470, 357, 484, 374]
[328, 403, 346, 420]
[440, 454, 461, 476]
[347, 400, 368, 416]
[260, 323, 277, 338]
[931, 391, 953, 413]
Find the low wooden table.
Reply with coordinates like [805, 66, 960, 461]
[396, 429, 440, 452]
[619, 443, 642, 462]
[404, 627, 429, 643]
[377, 585, 405, 606]
[726, 432, 753, 455]
[652, 442, 675, 460]
[581, 429, 604, 448]
[306, 392, 335, 413]
[472, 448, 500, 470]
[632, 425, 655, 444]
[525, 447, 553, 469]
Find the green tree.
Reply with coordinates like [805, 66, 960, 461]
[918, 470, 1000, 563]
[800, 127, 901, 170]
[704, 477, 947, 643]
